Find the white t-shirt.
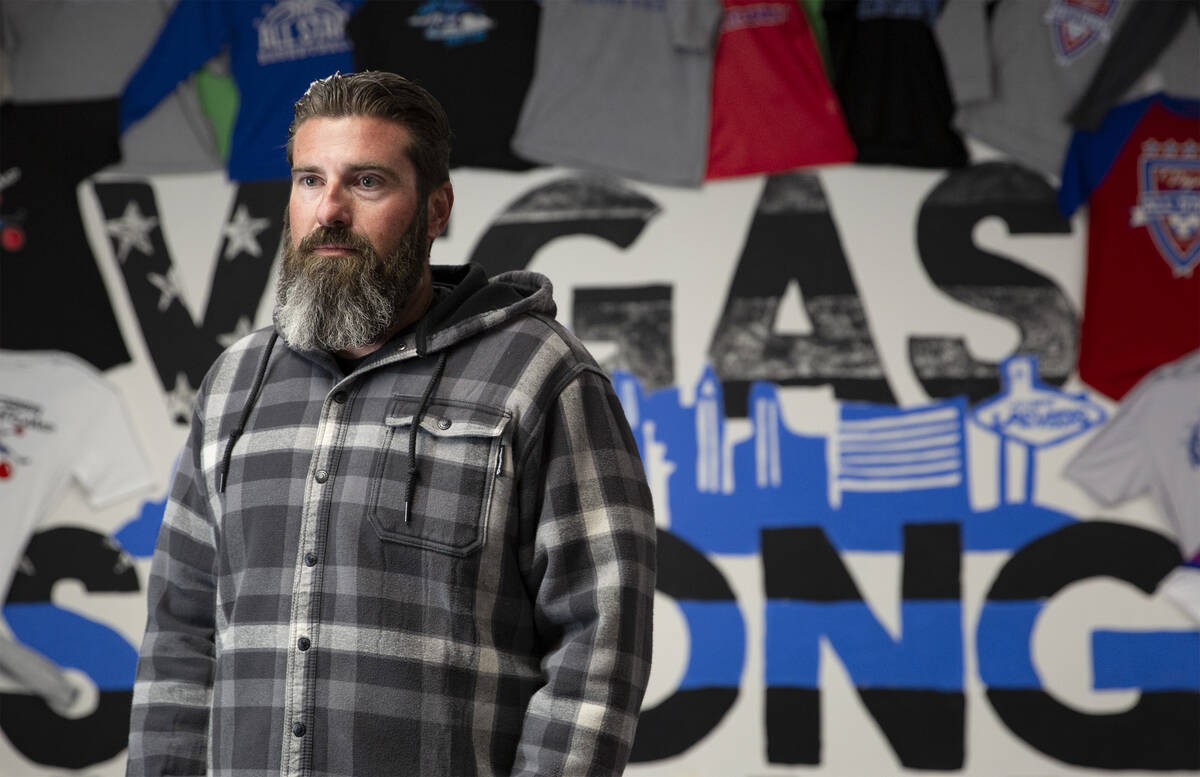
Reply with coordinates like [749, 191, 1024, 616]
[1065, 349, 1200, 621]
[0, 350, 155, 597]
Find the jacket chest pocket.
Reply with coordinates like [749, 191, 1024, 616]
[368, 397, 510, 557]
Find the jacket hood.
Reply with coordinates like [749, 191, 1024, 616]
[272, 263, 557, 361]
[417, 264, 556, 356]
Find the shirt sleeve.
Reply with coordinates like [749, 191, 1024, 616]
[120, 0, 228, 132]
[512, 367, 656, 776]
[1064, 383, 1156, 506]
[933, 0, 993, 105]
[126, 405, 218, 777]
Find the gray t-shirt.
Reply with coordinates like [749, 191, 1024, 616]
[1066, 349, 1200, 620]
[935, 0, 1200, 178]
[512, 0, 722, 187]
[1, 0, 221, 174]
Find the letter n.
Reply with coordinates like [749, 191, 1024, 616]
[763, 524, 964, 768]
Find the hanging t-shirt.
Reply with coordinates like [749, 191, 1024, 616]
[1065, 349, 1200, 622]
[822, 0, 967, 168]
[512, 0, 723, 187]
[0, 100, 130, 371]
[121, 0, 362, 182]
[0, 350, 154, 599]
[1058, 93, 1200, 400]
[347, 0, 540, 171]
[936, 0, 1200, 179]
[706, 0, 855, 179]
[0, 0, 221, 175]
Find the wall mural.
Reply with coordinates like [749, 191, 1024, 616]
[1, 158, 1197, 776]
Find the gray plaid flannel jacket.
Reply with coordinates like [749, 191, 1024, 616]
[127, 267, 656, 776]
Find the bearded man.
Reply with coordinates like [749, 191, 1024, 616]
[126, 71, 656, 777]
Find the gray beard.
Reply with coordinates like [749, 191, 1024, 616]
[275, 211, 427, 352]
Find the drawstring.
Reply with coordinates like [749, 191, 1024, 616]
[218, 332, 278, 493]
[403, 351, 447, 523]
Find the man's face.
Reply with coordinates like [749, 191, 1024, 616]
[287, 115, 434, 265]
[276, 116, 448, 352]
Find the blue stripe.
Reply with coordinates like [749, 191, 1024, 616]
[765, 600, 962, 690]
[4, 603, 137, 690]
[1093, 630, 1200, 691]
[676, 601, 746, 689]
[976, 600, 1041, 689]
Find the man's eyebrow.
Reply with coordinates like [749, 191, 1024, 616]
[290, 162, 405, 178]
[345, 161, 401, 176]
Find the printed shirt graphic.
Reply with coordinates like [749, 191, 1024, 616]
[1058, 94, 1200, 400]
[1066, 349, 1200, 621]
[1044, 0, 1118, 62]
[347, 0, 540, 171]
[120, 0, 362, 181]
[0, 351, 154, 599]
[706, 0, 856, 179]
[0, 100, 130, 371]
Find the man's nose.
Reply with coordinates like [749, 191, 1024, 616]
[316, 183, 351, 228]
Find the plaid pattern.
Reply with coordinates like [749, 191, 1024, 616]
[127, 271, 656, 777]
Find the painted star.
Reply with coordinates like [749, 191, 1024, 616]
[217, 316, 255, 347]
[166, 372, 197, 423]
[146, 269, 182, 312]
[105, 200, 159, 264]
[221, 205, 272, 260]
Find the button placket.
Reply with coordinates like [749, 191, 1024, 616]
[282, 399, 341, 775]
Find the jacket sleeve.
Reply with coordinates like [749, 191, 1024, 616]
[126, 407, 218, 777]
[513, 367, 657, 776]
[120, 0, 227, 132]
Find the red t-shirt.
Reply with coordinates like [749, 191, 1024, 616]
[1059, 94, 1200, 400]
[706, 0, 856, 179]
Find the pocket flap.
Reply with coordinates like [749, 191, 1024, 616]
[384, 398, 510, 439]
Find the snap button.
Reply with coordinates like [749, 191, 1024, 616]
[314, 469, 328, 483]
[304, 552, 318, 567]
[292, 722, 306, 737]
[437, 418, 452, 430]
[397, 344, 407, 352]
[332, 391, 347, 404]
[298, 636, 311, 651]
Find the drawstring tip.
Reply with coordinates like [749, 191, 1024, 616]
[404, 501, 411, 524]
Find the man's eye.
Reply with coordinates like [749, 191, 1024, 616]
[301, 175, 319, 187]
[359, 175, 379, 188]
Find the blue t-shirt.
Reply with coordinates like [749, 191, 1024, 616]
[121, 0, 361, 182]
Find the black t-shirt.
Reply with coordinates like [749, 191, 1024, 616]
[347, 0, 541, 171]
[1, 99, 130, 369]
[823, 0, 968, 168]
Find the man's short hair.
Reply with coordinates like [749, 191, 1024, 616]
[288, 71, 452, 198]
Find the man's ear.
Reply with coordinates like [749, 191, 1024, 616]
[426, 180, 454, 242]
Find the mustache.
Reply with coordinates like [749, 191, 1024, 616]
[296, 226, 376, 256]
